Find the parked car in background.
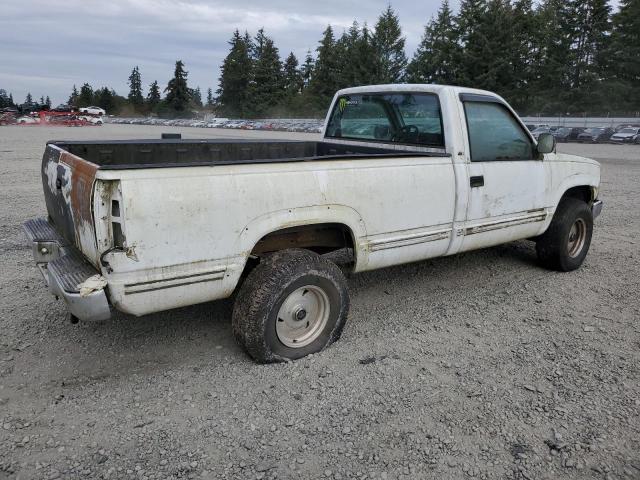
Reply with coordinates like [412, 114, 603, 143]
[16, 115, 39, 124]
[609, 127, 640, 144]
[530, 126, 551, 140]
[52, 104, 73, 113]
[78, 115, 104, 125]
[614, 123, 640, 132]
[577, 127, 615, 143]
[553, 127, 586, 143]
[78, 106, 106, 116]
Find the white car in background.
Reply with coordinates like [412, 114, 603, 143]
[16, 115, 39, 124]
[78, 106, 106, 116]
[78, 115, 104, 125]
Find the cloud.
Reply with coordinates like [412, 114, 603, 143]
[1, 0, 460, 105]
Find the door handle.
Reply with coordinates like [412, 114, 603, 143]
[470, 175, 484, 188]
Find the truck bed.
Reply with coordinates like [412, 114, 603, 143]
[49, 139, 446, 170]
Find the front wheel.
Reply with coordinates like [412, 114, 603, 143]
[232, 249, 350, 363]
[536, 198, 593, 271]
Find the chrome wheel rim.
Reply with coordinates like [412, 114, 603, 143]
[276, 285, 330, 348]
[567, 218, 587, 258]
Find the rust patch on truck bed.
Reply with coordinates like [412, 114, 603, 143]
[59, 151, 98, 230]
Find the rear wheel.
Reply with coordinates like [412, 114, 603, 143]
[536, 197, 593, 271]
[232, 249, 349, 363]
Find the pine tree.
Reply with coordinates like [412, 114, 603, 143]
[95, 87, 117, 113]
[301, 50, 315, 89]
[372, 6, 408, 83]
[78, 83, 94, 107]
[407, 0, 459, 84]
[217, 30, 253, 116]
[283, 52, 303, 95]
[45, 96, 51, 108]
[25, 92, 33, 105]
[128, 66, 144, 110]
[456, 0, 489, 87]
[164, 60, 191, 116]
[206, 88, 214, 106]
[68, 85, 79, 106]
[310, 25, 339, 106]
[147, 80, 161, 110]
[353, 23, 377, 86]
[250, 29, 283, 116]
[0, 90, 11, 108]
[192, 86, 203, 107]
[608, 0, 640, 110]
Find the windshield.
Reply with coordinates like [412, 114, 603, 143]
[325, 93, 444, 147]
[584, 128, 604, 134]
[556, 128, 571, 134]
[532, 127, 549, 133]
[619, 128, 638, 134]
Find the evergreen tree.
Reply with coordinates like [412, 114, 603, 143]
[353, 23, 377, 86]
[407, 0, 459, 84]
[310, 25, 339, 106]
[77, 83, 94, 107]
[164, 60, 191, 116]
[455, 0, 489, 87]
[283, 52, 303, 95]
[39, 96, 45, 106]
[250, 29, 283, 116]
[192, 86, 203, 107]
[95, 87, 117, 113]
[301, 50, 315, 89]
[206, 88, 214, 106]
[147, 80, 161, 110]
[25, 92, 33, 105]
[217, 29, 253, 116]
[68, 85, 79, 106]
[372, 6, 408, 83]
[0, 89, 12, 108]
[128, 66, 144, 110]
[608, 0, 640, 110]
[45, 96, 51, 108]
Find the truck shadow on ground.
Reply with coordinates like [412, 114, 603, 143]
[48, 240, 542, 378]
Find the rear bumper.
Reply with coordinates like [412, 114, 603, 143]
[592, 200, 603, 219]
[23, 218, 111, 322]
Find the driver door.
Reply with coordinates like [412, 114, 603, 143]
[459, 95, 549, 252]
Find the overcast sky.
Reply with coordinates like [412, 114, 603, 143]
[1, 0, 469, 105]
[2, 1, 620, 106]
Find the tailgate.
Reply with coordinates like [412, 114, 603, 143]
[41, 144, 100, 266]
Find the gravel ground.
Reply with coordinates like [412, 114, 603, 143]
[0, 125, 639, 480]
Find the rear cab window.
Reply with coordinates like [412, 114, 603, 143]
[325, 93, 445, 148]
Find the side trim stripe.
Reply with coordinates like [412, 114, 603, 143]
[124, 268, 226, 295]
[464, 210, 547, 235]
[369, 228, 452, 252]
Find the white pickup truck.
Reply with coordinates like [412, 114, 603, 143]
[24, 84, 603, 362]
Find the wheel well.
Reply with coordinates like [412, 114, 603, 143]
[251, 223, 355, 257]
[561, 186, 594, 205]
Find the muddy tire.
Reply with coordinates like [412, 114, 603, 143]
[536, 197, 593, 271]
[232, 249, 349, 363]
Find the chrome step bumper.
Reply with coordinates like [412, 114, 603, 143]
[23, 218, 111, 321]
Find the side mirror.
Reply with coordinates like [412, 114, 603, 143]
[537, 132, 556, 154]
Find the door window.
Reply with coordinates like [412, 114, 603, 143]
[464, 102, 533, 161]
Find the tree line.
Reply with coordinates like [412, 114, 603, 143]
[2, 0, 638, 118]
[217, 0, 640, 117]
[0, 61, 207, 118]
